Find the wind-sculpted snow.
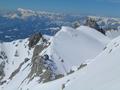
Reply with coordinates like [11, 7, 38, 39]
[63, 34, 120, 90]
[28, 28, 120, 90]
[44, 26, 110, 74]
[0, 26, 112, 90]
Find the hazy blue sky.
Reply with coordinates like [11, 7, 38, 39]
[0, 0, 120, 17]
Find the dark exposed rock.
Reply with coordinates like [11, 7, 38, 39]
[0, 51, 8, 60]
[42, 69, 53, 83]
[27, 44, 46, 82]
[14, 50, 19, 57]
[67, 69, 74, 75]
[85, 17, 106, 35]
[72, 21, 81, 29]
[30, 56, 45, 77]
[61, 79, 70, 90]
[15, 44, 18, 47]
[32, 45, 45, 58]
[0, 56, 2, 59]
[55, 74, 64, 79]
[78, 63, 87, 70]
[0, 51, 7, 80]
[27, 53, 57, 83]
[28, 32, 42, 48]
[109, 49, 112, 53]
[24, 58, 30, 63]
[98, 28, 106, 35]
[0, 51, 8, 80]
[0, 61, 5, 80]
[0, 80, 6, 85]
[27, 55, 48, 82]
[26, 39, 60, 83]
[62, 83, 65, 90]
[85, 18, 98, 29]
[103, 46, 107, 50]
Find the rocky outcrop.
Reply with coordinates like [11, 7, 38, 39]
[72, 21, 81, 28]
[27, 38, 58, 83]
[28, 32, 42, 48]
[85, 18, 100, 29]
[27, 44, 57, 83]
[32, 45, 45, 58]
[85, 17, 106, 35]
[0, 51, 8, 60]
[0, 62, 5, 80]
[0, 51, 8, 80]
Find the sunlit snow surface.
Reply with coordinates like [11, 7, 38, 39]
[1, 26, 118, 90]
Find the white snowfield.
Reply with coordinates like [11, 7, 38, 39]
[31, 36, 120, 90]
[0, 39, 34, 90]
[45, 26, 110, 74]
[1, 25, 120, 90]
[106, 30, 120, 39]
[64, 35, 120, 90]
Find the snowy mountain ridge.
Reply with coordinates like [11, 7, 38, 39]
[0, 25, 114, 90]
[0, 8, 120, 42]
[44, 26, 110, 74]
[3, 8, 64, 20]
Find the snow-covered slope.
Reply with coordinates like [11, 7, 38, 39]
[106, 30, 120, 39]
[0, 38, 34, 90]
[63, 34, 120, 90]
[45, 26, 110, 74]
[26, 28, 120, 90]
[0, 26, 111, 90]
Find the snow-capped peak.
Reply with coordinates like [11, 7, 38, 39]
[17, 8, 37, 19]
[44, 26, 110, 74]
[17, 8, 35, 14]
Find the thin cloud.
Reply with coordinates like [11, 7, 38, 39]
[107, 0, 120, 3]
[97, 0, 120, 3]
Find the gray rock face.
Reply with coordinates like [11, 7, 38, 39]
[28, 56, 45, 81]
[41, 69, 53, 83]
[85, 18, 100, 30]
[14, 50, 19, 57]
[27, 41, 58, 83]
[0, 51, 7, 80]
[28, 54, 57, 83]
[33, 45, 44, 58]
[72, 21, 81, 29]
[28, 32, 42, 48]
[0, 62, 5, 79]
[85, 17, 106, 35]
[0, 51, 8, 60]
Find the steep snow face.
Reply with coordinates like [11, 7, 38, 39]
[0, 34, 59, 90]
[27, 29, 120, 90]
[45, 26, 110, 74]
[63, 35, 120, 90]
[0, 26, 112, 90]
[1, 39, 33, 80]
[106, 30, 120, 39]
[0, 38, 35, 89]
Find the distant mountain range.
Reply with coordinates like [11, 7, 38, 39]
[0, 8, 120, 42]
